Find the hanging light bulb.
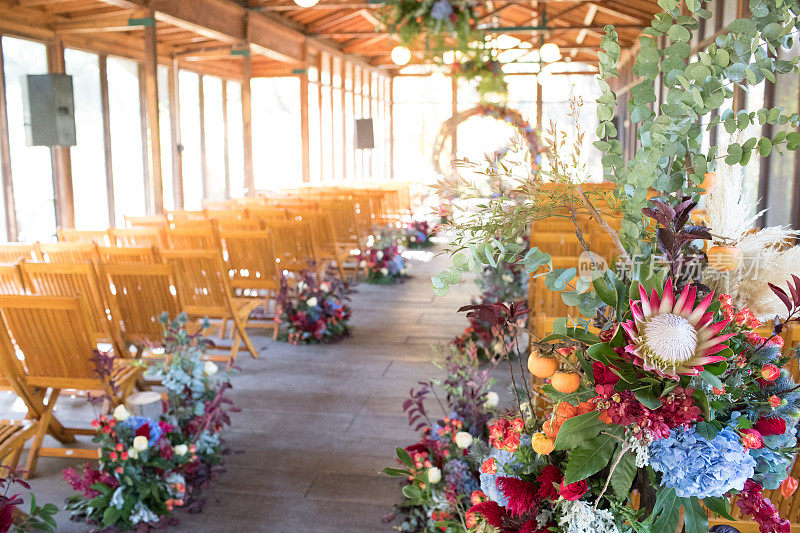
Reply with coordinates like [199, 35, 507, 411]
[293, 0, 320, 6]
[391, 45, 412, 66]
[442, 50, 456, 65]
[539, 42, 562, 63]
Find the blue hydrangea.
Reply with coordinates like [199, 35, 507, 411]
[445, 459, 479, 495]
[751, 419, 798, 490]
[388, 254, 405, 276]
[649, 426, 755, 498]
[430, 0, 453, 20]
[479, 436, 529, 506]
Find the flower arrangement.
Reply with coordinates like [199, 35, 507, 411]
[381, 0, 483, 54]
[452, 53, 507, 102]
[0, 466, 57, 533]
[276, 268, 351, 344]
[358, 243, 408, 284]
[383, 344, 498, 531]
[64, 413, 193, 530]
[450, 312, 519, 362]
[405, 220, 436, 249]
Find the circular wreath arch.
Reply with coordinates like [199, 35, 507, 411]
[432, 104, 542, 176]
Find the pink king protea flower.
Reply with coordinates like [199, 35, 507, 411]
[621, 279, 735, 378]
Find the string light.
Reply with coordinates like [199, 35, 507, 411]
[539, 42, 562, 63]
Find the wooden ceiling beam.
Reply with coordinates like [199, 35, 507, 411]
[312, 23, 642, 36]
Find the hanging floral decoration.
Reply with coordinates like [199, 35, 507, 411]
[452, 54, 508, 101]
[432, 104, 542, 176]
[382, 0, 484, 53]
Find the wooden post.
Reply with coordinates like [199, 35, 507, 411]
[222, 80, 230, 198]
[47, 38, 75, 230]
[451, 74, 458, 169]
[142, 12, 164, 214]
[0, 39, 18, 241]
[168, 59, 183, 209]
[99, 55, 116, 226]
[198, 74, 208, 202]
[137, 63, 152, 214]
[389, 75, 394, 181]
[241, 55, 255, 194]
[299, 41, 310, 184]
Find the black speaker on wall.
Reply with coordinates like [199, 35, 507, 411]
[355, 118, 374, 150]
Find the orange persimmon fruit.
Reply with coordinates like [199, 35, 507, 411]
[707, 245, 743, 271]
[528, 354, 559, 378]
[551, 372, 581, 394]
[699, 171, 718, 194]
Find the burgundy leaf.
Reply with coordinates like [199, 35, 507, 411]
[769, 283, 793, 311]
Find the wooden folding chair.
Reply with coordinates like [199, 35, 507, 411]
[37, 242, 99, 264]
[214, 218, 262, 232]
[57, 228, 111, 245]
[19, 262, 125, 355]
[0, 265, 25, 295]
[97, 246, 160, 265]
[165, 226, 220, 250]
[112, 227, 165, 248]
[100, 263, 183, 352]
[0, 420, 35, 472]
[168, 210, 206, 224]
[303, 213, 353, 282]
[319, 201, 364, 248]
[160, 250, 261, 365]
[262, 220, 318, 274]
[203, 209, 244, 221]
[218, 230, 281, 338]
[124, 215, 167, 229]
[0, 244, 39, 264]
[245, 207, 288, 223]
[0, 295, 141, 477]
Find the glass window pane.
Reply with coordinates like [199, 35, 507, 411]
[203, 76, 226, 201]
[2, 36, 55, 241]
[251, 77, 301, 190]
[226, 81, 245, 198]
[179, 70, 202, 209]
[158, 65, 173, 211]
[321, 85, 332, 182]
[65, 48, 109, 230]
[107, 56, 146, 225]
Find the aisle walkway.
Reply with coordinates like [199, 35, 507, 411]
[16, 248, 485, 532]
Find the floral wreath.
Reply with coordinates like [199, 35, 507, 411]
[432, 104, 542, 176]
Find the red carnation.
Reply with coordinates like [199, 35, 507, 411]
[754, 417, 786, 436]
[558, 479, 588, 501]
[497, 476, 538, 517]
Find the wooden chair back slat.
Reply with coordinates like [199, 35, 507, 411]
[0, 265, 25, 295]
[37, 243, 99, 264]
[0, 245, 39, 264]
[245, 207, 288, 223]
[165, 227, 219, 250]
[160, 250, 230, 315]
[0, 295, 98, 384]
[112, 227, 165, 248]
[218, 230, 280, 289]
[101, 264, 181, 343]
[124, 215, 167, 229]
[319, 201, 361, 245]
[262, 220, 317, 272]
[97, 246, 160, 265]
[203, 209, 244, 221]
[168, 210, 206, 223]
[214, 219, 261, 232]
[19, 262, 112, 343]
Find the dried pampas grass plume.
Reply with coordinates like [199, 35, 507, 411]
[703, 157, 800, 320]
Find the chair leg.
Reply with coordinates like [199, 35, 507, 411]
[233, 315, 259, 359]
[24, 388, 60, 479]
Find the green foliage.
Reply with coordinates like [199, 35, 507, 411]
[563, 430, 619, 484]
[553, 411, 608, 450]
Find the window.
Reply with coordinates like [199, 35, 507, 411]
[251, 77, 301, 189]
[203, 76, 227, 200]
[226, 81, 245, 198]
[2, 36, 55, 241]
[179, 70, 202, 209]
[107, 56, 146, 225]
[158, 66, 173, 210]
[65, 48, 109, 230]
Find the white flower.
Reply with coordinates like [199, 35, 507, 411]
[113, 404, 130, 422]
[380, 268, 389, 276]
[132, 435, 149, 452]
[203, 361, 219, 376]
[454, 431, 473, 449]
[427, 466, 441, 484]
[502, 273, 514, 283]
[173, 444, 188, 456]
[359, 260, 367, 268]
[484, 391, 500, 408]
[320, 282, 330, 293]
[377, 251, 384, 260]
[127, 447, 138, 460]
[306, 297, 318, 307]
[297, 281, 307, 291]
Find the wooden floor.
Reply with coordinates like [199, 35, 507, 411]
[2, 246, 501, 532]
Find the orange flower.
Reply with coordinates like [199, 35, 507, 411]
[770, 395, 782, 408]
[761, 364, 781, 382]
[480, 458, 497, 475]
[531, 432, 555, 455]
[781, 476, 798, 498]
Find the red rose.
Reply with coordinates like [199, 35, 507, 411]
[741, 428, 764, 449]
[593, 361, 620, 396]
[761, 364, 780, 382]
[558, 479, 588, 501]
[754, 417, 786, 436]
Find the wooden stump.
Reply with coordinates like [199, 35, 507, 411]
[126, 391, 163, 419]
